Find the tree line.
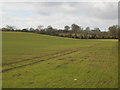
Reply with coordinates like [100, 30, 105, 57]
[1, 24, 119, 39]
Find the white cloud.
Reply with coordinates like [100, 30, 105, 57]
[0, 0, 119, 2]
[1, 2, 118, 31]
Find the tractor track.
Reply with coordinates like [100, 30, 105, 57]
[1, 48, 80, 73]
[2, 49, 74, 66]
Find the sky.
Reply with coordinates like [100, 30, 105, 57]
[0, 1, 118, 31]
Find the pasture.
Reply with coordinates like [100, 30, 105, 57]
[2, 32, 118, 88]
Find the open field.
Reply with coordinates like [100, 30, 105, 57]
[2, 32, 118, 88]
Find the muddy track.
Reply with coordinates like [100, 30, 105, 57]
[2, 49, 75, 66]
[1, 48, 80, 73]
[2, 56, 46, 66]
[2, 43, 97, 66]
[1, 60, 46, 73]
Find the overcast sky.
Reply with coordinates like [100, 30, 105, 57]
[0, 2, 118, 31]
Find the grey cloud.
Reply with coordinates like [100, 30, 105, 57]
[1, 2, 118, 30]
[32, 2, 118, 20]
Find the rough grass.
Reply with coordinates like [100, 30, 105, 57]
[2, 32, 118, 88]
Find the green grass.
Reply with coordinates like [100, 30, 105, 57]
[2, 32, 118, 88]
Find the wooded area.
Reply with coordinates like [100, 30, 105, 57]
[1, 24, 119, 39]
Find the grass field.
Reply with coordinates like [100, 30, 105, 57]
[2, 32, 118, 88]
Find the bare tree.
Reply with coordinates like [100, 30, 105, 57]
[29, 27, 35, 32]
[64, 25, 70, 31]
[71, 24, 80, 33]
[37, 25, 43, 31]
[6, 25, 16, 31]
[108, 25, 118, 38]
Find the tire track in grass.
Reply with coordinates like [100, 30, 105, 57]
[1, 48, 80, 73]
[2, 42, 101, 66]
[2, 42, 101, 73]
[2, 49, 74, 66]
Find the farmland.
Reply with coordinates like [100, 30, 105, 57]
[2, 32, 118, 88]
